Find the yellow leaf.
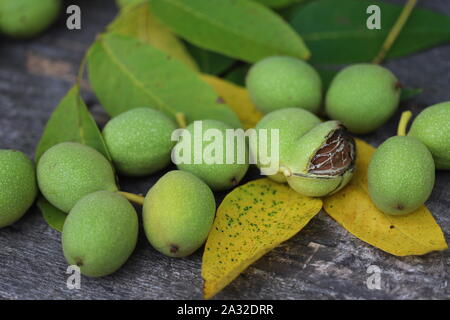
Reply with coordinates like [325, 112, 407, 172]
[324, 138, 448, 256]
[201, 75, 263, 129]
[202, 178, 322, 299]
[108, 2, 199, 71]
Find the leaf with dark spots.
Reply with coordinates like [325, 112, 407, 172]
[202, 179, 322, 299]
[323, 139, 448, 256]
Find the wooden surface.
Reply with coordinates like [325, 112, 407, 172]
[0, 0, 449, 300]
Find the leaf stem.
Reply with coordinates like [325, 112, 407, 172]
[76, 52, 89, 87]
[218, 60, 243, 78]
[397, 111, 413, 136]
[372, 0, 417, 64]
[280, 166, 292, 177]
[175, 112, 187, 128]
[119, 191, 145, 206]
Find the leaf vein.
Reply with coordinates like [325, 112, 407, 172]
[160, 0, 294, 56]
[99, 36, 177, 116]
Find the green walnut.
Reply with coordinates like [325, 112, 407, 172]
[173, 119, 249, 191]
[0, 0, 62, 39]
[103, 108, 177, 176]
[246, 56, 322, 114]
[37, 142, 118, 213]
[368, 136, 435, 215]
[283, 121, 356, 197]
[325, 64, 401, 134]
[143, 170, 216, 258]
[408, 102, 450, 170]
[0, 150, 37, 228]
[249, 108, 321, 183]
[62, 191, 138, 277]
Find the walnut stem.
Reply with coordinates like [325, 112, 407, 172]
[372, 0, 417, 64]
[119, 191, 145, 206]
[279, 166, 292, 177]
[76, 52, 88, 87]
[397, 111, 413, 136]
[175, 113, 187, 128]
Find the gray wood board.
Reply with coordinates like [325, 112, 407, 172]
[0, 0, 449, 300]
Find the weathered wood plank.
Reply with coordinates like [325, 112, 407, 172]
[0, 0, 449, 299]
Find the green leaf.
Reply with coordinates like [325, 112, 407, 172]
[152, 0, 310, 63]
[108, 2, 199, 71]
[87, 33, 242, 128]
[400, 87, 423, 101]
[276, 0, 314, 20]
[256, 0, 305, 9]
[224, 64, 250, 86]
[115, 0, 145, 9]
[186, 43, 235, 75]
[35, 86, 111, 162]
[290, 0, 450, 64]
[37, 196, 66, 232]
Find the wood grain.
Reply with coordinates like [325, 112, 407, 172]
[0, 0, 449, 299]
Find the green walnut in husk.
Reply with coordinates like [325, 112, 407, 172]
[408, 102, 450, 170]
[325, 64, 401, 134]
[62, 191, 138, 277]
[37, 142, 118, 213]
[368, 111, 436, 215]
[0, 0, 62, 39]
[0, 150, 37, 227]
[103, 108, 177, 177]
[283, 121, 356, 197]
[143, 170, 216, 258]
[246, 56, 322, 114]
[249, 108, 321, 183]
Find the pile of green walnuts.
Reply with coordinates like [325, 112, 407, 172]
[247, 56, 449, 216]
[1, 55, 449, 278]
[0, 0, 449, 278]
